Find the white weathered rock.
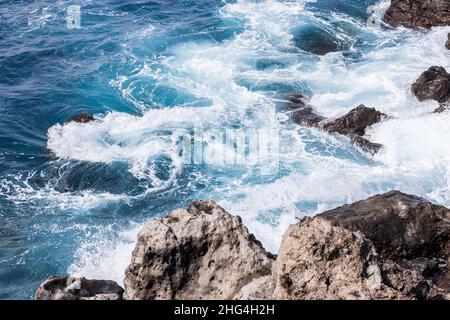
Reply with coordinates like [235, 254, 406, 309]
[123, 200, 274, 300]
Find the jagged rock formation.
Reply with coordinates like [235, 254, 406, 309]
[290, 97, 385, 155]
[322, 105, 386, 136]
[35, 276, 124, 300]
[36, 191, 450, 300]
[123, 200, 274, 300]
[384, 0, 450, 29]
[412, 66, 450, 104]
[446, 33, 450, 50]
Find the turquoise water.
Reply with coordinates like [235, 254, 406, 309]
[1, 0, 450, 299]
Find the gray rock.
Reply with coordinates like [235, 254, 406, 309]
[446, 33, 450, 50]
[384, 0, 450, 29]
[319, 190, 450, 260]
[123, 200, 274, 300]
[319, 190, 450, 298]
[35, 191, 450, 300]
[412, 66, 450, 104]
[272, 218, 401, 300]
[35, 276, 124, 300]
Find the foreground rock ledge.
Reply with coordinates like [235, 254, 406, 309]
[124, 200, 274, 300]
[36, 192, 450, 300]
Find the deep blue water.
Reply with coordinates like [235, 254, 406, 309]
[1, 0, 450, 299]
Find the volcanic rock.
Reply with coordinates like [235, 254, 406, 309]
[384, 0, 450, 29]
[412, 66, 450, 103]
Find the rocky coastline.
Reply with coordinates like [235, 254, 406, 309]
[35, 0, 450, 300]
[35, 191, 450, 300]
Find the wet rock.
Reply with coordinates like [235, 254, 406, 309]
[272, 218, 401, 300]
[123, 200, 274, 300]
[288, 98, 385, 154]
[291, 106, 326, 128]
[288, 94, 326, 127]
[446, 33, 450, 50]
[384, 0, 450, 29]
[349, 135, 382, 155]
[66, 113, 95, 123]
[434, 104, 448, 113]
[412, 66, 450, 103]
[35, 276, 124, 300]
[322, 105, 386, 136]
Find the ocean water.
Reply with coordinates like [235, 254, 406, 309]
[0, 0, 449, 299]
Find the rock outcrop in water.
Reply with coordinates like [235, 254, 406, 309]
[66, 113, 94, 123]
[35, 276, 124, 300]
[289, 97, 385, 155]
[36, 191, 450, 300]
[123, 200, 274, 300]
[384, 0, 450, 29]
[322, 105, 386, 136]
[446, 33, 450, 50]
[412, 66, 450, 104]
[288, 94, 326, 128]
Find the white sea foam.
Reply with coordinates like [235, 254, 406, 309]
[68, 225, 141, 285]
[57, 0, 450, 282]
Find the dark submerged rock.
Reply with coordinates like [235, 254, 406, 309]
[66, 113, 95, 123]
[294, 26, 343, 56]
[412, 66, 450, 103]
[35, 276, 124, 300]
[446, 33, 450, 50]
[384, 0, 450, 29]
